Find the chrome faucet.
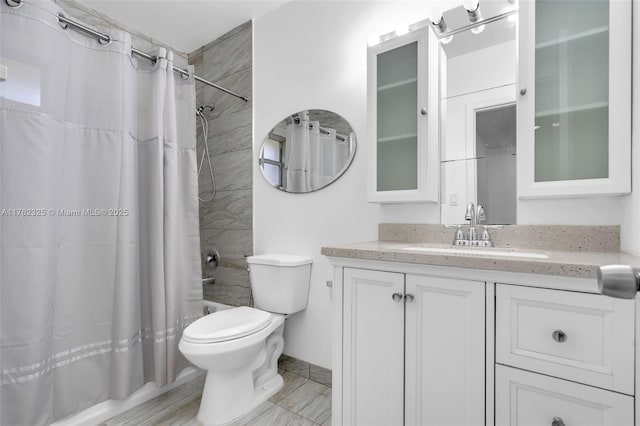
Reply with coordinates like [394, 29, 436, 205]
[465, 202, 485, 245]
[444, 202, 501, 247]
[465, 202, 476, 242]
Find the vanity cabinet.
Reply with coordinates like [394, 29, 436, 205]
[495, 365, 634, 426]
[340, 267, 485, 425]
[328, 256, 638, 426]
[367, 27, 439, 203]
[517, 0, 631, 198]
[495, 283, 635, 426]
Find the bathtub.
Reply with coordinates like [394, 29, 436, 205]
[52, 299, 231, 426]
[203, 299, 233, 315]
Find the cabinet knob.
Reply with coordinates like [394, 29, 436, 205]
[392, 292, 403, 302]
[551, 416, 565, 426]
[552, 330, 567, 343]
[420, 107, 427, 115]
[520, 87, 527, 96]
[404, 293, 415, 303]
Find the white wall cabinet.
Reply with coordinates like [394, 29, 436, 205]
[367, 27, 439, 203]
[340, 267, 485, 425]
[517, 0, 631, 198]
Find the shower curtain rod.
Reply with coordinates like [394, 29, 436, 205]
[4, 0, 248, 102]
[57, 13, 249, 102]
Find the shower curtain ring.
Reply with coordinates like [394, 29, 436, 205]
[5, 0, 23, 8]
[98, 35, 112, 46]
[58, 13, 69, 29]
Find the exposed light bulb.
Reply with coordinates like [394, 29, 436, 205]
[464, 0, 481, 23]
[441, 35, 454, 44]
[428, 6, 443, 24]
[395, 21, 409, 36]
[471, 24, 486, 34]
[463, 0, 479, 12]
[367, 33, 380, 47]
[429, 6, 447, 34]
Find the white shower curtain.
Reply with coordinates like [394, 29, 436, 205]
[0, 2, 203, 425]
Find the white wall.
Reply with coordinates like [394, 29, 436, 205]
[254, 1, 445, 368]
[254, 0, 640, 368]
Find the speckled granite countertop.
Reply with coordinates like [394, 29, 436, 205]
[321, 225, 640, 279]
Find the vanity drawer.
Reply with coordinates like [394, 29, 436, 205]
[496, 284, 634, 394]
[495, 365, 633, 426]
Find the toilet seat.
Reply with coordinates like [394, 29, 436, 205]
[183, 306, 272, 344]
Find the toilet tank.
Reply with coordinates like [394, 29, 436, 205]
[246, 254, 312, 314]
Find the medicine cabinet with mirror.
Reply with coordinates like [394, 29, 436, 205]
[437, 0, 630, 223]
[438, 2, 517, 225]
[258, 110, 357, 193]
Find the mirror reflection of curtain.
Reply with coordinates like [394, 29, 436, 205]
[284, 119, 312, 192]
[284, 115, 344, 192]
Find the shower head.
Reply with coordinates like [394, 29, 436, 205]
[196, 104, 215, 118]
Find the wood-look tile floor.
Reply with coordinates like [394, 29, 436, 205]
[102, 370, 331, 426]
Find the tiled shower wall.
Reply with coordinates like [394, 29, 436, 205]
[189, 21, 253, 306]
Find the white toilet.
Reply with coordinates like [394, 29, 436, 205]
[179, 254, 312, 426]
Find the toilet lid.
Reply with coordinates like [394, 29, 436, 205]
[183, 306, 272, 343]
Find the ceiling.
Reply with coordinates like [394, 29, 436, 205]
[76, 0, 289, 54]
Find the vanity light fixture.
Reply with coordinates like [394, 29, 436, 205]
[432, 8, 518, 43]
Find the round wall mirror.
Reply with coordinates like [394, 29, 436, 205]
[259, 110, 357, 193]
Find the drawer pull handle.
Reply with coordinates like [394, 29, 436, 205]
[552, 330, 567, 343]
[392, 292, 403, 302]
[551, 416, 565, 426]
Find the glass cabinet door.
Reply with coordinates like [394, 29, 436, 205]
[367, 27, 439, 203]
[376, 42, 418, 191]
[518, 0, 631, 197]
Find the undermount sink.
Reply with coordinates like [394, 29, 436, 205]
[400, 246, 549, 259]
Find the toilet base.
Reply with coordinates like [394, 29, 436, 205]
[197, 370, 283, 426]
[196, 326, 285, 426]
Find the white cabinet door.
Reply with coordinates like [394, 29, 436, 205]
[405, 275, 485, 426]
[496, 365, 634, 426]
[517, 0, 631, 198]
[367, 27, 439, 203]
[343, 268, 404, 426]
